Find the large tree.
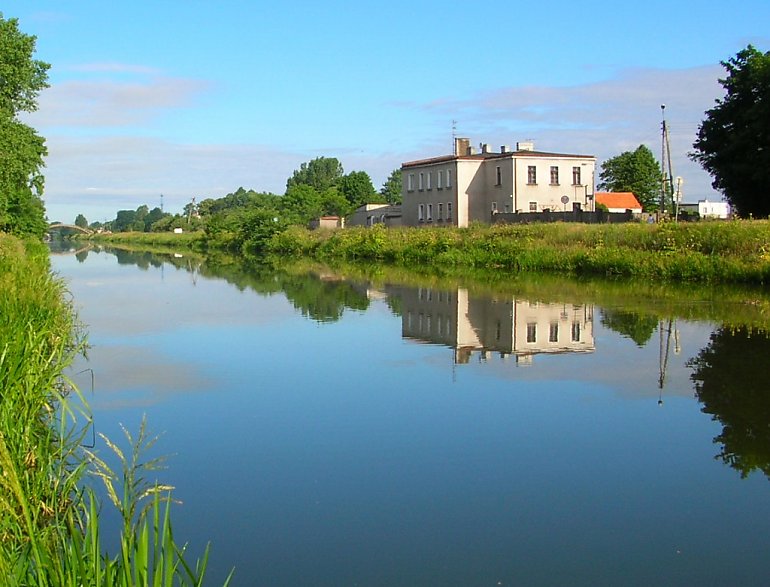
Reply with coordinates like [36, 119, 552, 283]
[691, 45, 770, 218]
[597, 145, 662, 211]
[286, 157, 344, 193]
[338, 170, 380, 209]
[0, 14, 50, 237]
[380, 168, 403, 204]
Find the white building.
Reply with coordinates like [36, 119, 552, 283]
[401, 138, 596, 227]
[698, 199, 730, 219]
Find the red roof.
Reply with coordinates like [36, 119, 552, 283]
[595, 192, 642, 210]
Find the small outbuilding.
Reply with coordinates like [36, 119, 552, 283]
[595, 192, 643, 214]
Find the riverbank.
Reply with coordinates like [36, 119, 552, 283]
[82, 220, 770, 285]
[0, 234, 225, 585]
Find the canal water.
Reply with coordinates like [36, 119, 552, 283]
[51, 246, 770, 586]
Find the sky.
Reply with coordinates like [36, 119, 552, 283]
[4, 1, 769, 223]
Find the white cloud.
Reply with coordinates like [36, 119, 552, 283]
[34, 74, 210, 128]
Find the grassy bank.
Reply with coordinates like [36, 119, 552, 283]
[0, 234, 225, 585]
[264, 220, 770, 284]
[81, 220, 770, 284]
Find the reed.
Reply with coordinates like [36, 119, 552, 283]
[0, 234, 227, 585]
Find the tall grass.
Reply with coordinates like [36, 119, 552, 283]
[0, 234, 228, 585]
[262, 220, 770, 284]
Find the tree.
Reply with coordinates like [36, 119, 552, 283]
[380, 168, 403, 204]
[0, 14, 50, 238]
[691, 45, 770, 217]
[286, 157, 344, 192]
[338, 170, 380, 209]
[74, 213, 88, 228]
[597, 145, 662, 211]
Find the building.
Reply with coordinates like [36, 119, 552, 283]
[595, 192, 643, 214]
[401, 138, 596, 227]
[308, 216, 343, 230]
[346, 203, 402, 227]
[698, 199, 730, 219]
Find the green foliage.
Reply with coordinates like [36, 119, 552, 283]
[380, 169, 403, 204]
[0, 233, 227, 585]
[286, 156, 344, 192]
[338, 170, 380, 209]
[597, 145, 662, 212]
[691, 45, 770, 218]
[600, 309, 658, 346]
[0, 14, 49, 238]
[74, 214, 88, 229]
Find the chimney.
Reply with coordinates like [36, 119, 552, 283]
[454, 137, 470, 156]
[517, 141, 535, 151]
[500, 145, 509, 153]
[481, 143, 491, 154]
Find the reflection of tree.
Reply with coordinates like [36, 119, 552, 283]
[75, 249, 89, 263]
[688, 326, 770, 479]
[600, 309, 658, 346]
[281, 276, 369, 323]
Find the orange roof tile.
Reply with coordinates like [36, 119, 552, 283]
[595, 192, 642, 210]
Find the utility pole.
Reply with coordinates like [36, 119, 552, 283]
[660, 105, 675, 217]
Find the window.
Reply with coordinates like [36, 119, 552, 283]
[418, 204, 425, 222]
[529, 201, 537, 212]
[491, 201, 498, 213]
[427, 203, 433, 221]
[407, 174, 414, 191]
[572, 166, 581, 186]
[418, 172, 424, 191]
[550, 166, 559, 185]
[495, 166, 502, 186]
[549, 323, 559, 343]
[426, 172, 432, 190]
[526, 323, 537, 343]
[527, 165, 537, 184]
[446, 169, 452, 188]
[437, 170, 443, 189]
[438, 203, 444, 220]
[571, 321, 581, 342]
[447, 202, 453, 220]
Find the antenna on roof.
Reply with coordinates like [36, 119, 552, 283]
[451, 120, 457, 154]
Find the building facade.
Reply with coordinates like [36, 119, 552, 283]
[401, 138, 596, 227]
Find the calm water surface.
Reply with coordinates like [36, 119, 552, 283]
[51, 246, 770, 586]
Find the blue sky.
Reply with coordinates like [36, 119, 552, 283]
[4, 1, 769, 222]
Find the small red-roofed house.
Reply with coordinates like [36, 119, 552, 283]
[595, 192, 643, 214]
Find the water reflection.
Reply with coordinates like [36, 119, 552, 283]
[50, 245, 770, 584]
[689, 326, 770, 480]
[60, 245, 770, 483]
[393, 285, 594, 365]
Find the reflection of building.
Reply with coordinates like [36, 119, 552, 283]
[396, 285, 594, 364]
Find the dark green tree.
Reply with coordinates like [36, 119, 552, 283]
[0, 14, 50, 238]
[691, 45, 770, 217]
[380, 168, 403, 204]
[597, 145, 662, 211]
[286, 157, 344, 192]
[338, 170, 380, 209]
[74, 213, 88, 229]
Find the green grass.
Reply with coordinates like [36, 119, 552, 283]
[0, 233, 229, 586]
[261, 220, 770, 284]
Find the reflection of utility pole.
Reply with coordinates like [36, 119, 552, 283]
[658, 318, 678, 404]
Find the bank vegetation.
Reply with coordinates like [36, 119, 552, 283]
[84, 219, 770, 285]
[0, 233, 227, 585]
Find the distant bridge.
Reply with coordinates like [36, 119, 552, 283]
[48, 223, 93, 235]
